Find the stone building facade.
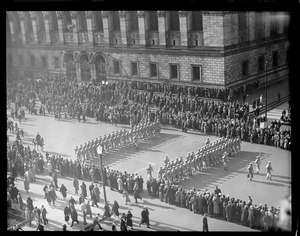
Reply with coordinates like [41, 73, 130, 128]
[6, 11, 290, 88]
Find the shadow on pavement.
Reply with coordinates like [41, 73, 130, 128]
[102, 133, 182, 167]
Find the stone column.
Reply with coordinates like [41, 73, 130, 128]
[9, 21, 15, 42]
[86, 11, 93, 45]
[102, 11, 110, 45]
[157, 11, 166, 46]
[137, 11, 146, 46]
[278, 12, 284, 35]
[30, 14, 38, 44]
[119, 11, 128, 45]
[264, 11, 270, 38]
[248, 12, 255, 42]
[19, 18, 27, 44]
[76, 63, 81, 82]
[90, 63, 96, 81]
[70, 12, 79, 44]
[43, 12, 51, 44]
[56, 11, 65, 44]
[179, 11, 188, 47]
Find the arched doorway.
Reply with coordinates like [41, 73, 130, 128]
[80, 54, 91, 82]
[94, 54, 107, 84]
[65, 52, 76, 80]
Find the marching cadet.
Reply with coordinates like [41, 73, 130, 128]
[255, 153, 261, 174]
[222, 152, 229, 171]
[247, 163, 254, 181]
[164, 156, 170, 165]
[157, 166, 163, 180]
[266, 161, 273, 180]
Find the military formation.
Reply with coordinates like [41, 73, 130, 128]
[157, 137, 242, 184]
[74, 119, 161, 162]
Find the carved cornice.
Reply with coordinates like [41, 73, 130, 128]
[157, 11, 165, 17]
[56, 11, 63, 20]
[101, 11, 109, 18]
[85, 11, 92, 19]
[137, 11, 145, 18]
[41, 11, 49, 20]
[118, 11, 126, 18]
[202, 11, 226, 16]
[178, 11, 188, 17]
[70, 11, 77, 19]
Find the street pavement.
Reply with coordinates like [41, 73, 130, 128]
[8, 112, 291, 231]
[7, 79, 291, 231]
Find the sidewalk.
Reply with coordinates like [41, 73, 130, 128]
[236, 79, 290, 114]
[13, 169, 257, 232]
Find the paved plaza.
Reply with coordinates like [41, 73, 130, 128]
[7, 100, 291, 231]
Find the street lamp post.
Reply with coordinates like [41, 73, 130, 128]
[265, 60, 268, 122]
[96, 145, 107, 204]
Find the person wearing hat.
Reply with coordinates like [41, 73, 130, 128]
[247, 163, 254, 181]
[266, 161, 273, 180]
[202, 213, 209, 232]
[255, 153, 261, 174]
[139, 206, 150, 228]
[62, 224, 67, 231]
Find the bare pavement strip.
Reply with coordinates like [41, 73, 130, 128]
[7, 109, 290, 231]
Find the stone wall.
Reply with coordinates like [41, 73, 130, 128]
[224, 40, 289, 86]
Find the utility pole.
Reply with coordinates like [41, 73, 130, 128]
[96, 145, 107, 203]
[265, 59, 268, 122]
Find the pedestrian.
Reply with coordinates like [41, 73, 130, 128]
[34, 206, 42, 224]
[111, 200, 120, 218]
[52, 170, 59, 189]
[86, 200, 93, 218]
[80, 200, 87, 225]
[62, 224, 68, 231]
[60, 183, 67, 200]
[64, 206, 70, 224]
[134, 182, 142, 203]
[36, 223, 44, 231]
[70, 204, 79, 227]
[80, 182, 87, 199]
[92, 213, 103, 231]
[45, 189, 52, 206]
[112, 220, 117, 231]
[40, 205, 48, 226]
[17, 193, 24, 210]
[88, 182, 94, 200]
[122, 189, 131, 205]
[26, 196, 34, 212]
[120, 213, 127, 231]
[139, 206, 150, 228]
[146, 164, 154, 179]
[23, 177, 29, 194]
[266, 161, 273, 180]
[49, 187, 57, 207]
[25, 206, 32, 227]
[126, 210, 134, 230]
[73, 177, 79, 194]
[203, 213, 209, 232]
[69, 196, 76, 206]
